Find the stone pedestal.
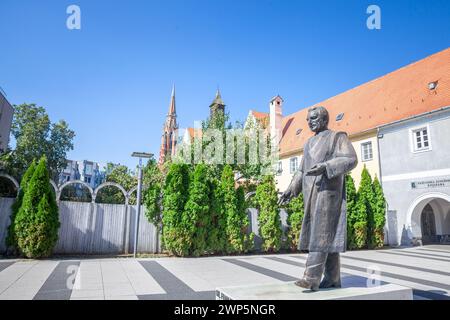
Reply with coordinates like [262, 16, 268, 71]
[216, 280, 413, 300]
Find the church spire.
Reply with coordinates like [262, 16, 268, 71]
[209, 88, 225, 117]
[159, 85, 178, 164]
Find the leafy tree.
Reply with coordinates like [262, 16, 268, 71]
[345, 174, 359, 250]
[14, 156, 60, 258]
[354, 166, 373, 249]
[256, 175, 282, 252]
[143, 158, 165, 228]
[221, 165, 249, 254]
[205, 167, 227, 254]
[372, 176, 386, 248]
[236, 185, 255, 252]
[0, 104, 75, 181]
[285, 194, 304, 251]
[5, 160, 36, 253]
[184, 164, 211, 256]
[96, 163, 136, 204]
[161, 163, 190, 256]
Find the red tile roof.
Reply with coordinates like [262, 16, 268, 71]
[280, 47, 450, 156]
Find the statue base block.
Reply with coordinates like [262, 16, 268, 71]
[216, 280, 413, 300]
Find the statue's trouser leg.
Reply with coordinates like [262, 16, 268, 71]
[301, 252, 328, 289]
[319, 253, 341, 288]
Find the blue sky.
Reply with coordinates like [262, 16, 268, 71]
[1, 0, 450, 169]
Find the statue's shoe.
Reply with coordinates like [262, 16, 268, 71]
[294, 278, 319, 291]
[319, 278, 341, 289]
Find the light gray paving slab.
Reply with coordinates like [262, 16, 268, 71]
[0, 260, 58, 300]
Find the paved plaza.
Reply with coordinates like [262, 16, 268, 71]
[0, 245, 449, 300]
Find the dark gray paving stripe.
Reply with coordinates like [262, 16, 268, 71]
[340, 255, 450, 277]
[416, 248, 450, 255]
[138, 291, 215, 300]
[33, 261, 80, 300]
[222, 258, 297, 282]
[412, 289, 450, 300]
[139, 260, 195, 295]
[377, 251, 450, 263]
[290, 255, 450, 292]
[0, 261, 15, 273]
[391, 249, 450, 259]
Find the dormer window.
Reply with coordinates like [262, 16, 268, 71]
[428, 81, 438, 90]
[296, 129, 302, 135]
[336, 113, 344, 121]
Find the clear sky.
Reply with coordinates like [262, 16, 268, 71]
[1, 0, 450, 169]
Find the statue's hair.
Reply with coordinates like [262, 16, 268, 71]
[308, 106, 329, 125]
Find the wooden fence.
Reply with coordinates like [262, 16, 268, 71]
[1, 197, 287, 255]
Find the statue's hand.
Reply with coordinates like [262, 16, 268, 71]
[306, 163, 326, 176]
[278, 189, 292, 206]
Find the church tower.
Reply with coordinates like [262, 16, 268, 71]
[158, 85, 178, 164]
[209, 89, 225, 118]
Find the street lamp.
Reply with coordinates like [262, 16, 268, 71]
[131, 151, 153, 258]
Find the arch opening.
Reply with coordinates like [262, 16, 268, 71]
[0, 175, 19, 198]
[59, 181, 93, 203]
[408, 193, 450, 245]
[95, 182, 127, 204]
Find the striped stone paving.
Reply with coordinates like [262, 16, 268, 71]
[0, 245, 449, 300]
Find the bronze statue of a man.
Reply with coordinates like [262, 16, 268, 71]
[278, 106, 357, 291]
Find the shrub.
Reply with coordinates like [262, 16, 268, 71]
[221, 165, 248, 254]
[184, 164, 211, 256]
[256, 175, 282, 252]
[345, 174, 358, 250]
[5, 160, 37, 253]
[285, 194, 304, 251]
[161, 163, 190, 256]
[14, 156, 59, 258]
[205, 168, 227, 254]
[372, 176, 386, 248]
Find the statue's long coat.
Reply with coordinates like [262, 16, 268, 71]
[287, 129, 357, 253]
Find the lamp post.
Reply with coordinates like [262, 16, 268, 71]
[131, 152, 153, 258]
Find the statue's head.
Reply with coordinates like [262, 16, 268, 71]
[307, 106, 329, 133]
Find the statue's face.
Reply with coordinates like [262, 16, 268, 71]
[307, 110, 327, 133]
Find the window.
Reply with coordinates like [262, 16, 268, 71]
[63, 162, 72, 174]
[412, 127, 430, 152]
[85, 164, 93, 175]
[290, 157, 298, 174]
[336, 113, 344, 121]
[276, 161, 282, 175]
[84, 176, 91, 184]
[361, 142, 373, 162]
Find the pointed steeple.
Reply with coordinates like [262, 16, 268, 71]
[209, 88, 225, 117]
[168, 84, 176, 115]
[159, 85, 179, 164]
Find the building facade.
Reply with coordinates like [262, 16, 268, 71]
[251, 47, 450, 247]
[59, 159, 105, 189]
[0, 89, 14, 154]
[379, 108, 450, 246]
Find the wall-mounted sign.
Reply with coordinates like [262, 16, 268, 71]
[411, 179, 450, 189]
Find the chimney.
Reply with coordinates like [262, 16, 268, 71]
[269, 95, 283, 145]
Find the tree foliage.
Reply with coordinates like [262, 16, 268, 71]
[5, 160, 36, 253]
[0, 104, 75, 181]
[184, 164, 211, 256]
[372, 176, 386, 248]
[256, 175, 282, 252]
[285, 194, 304, 251]
[221, 165, 251, 254]
[345, 174, 359, 250]
[161, 163, 191, 256]
[13, 156, 60, 258]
